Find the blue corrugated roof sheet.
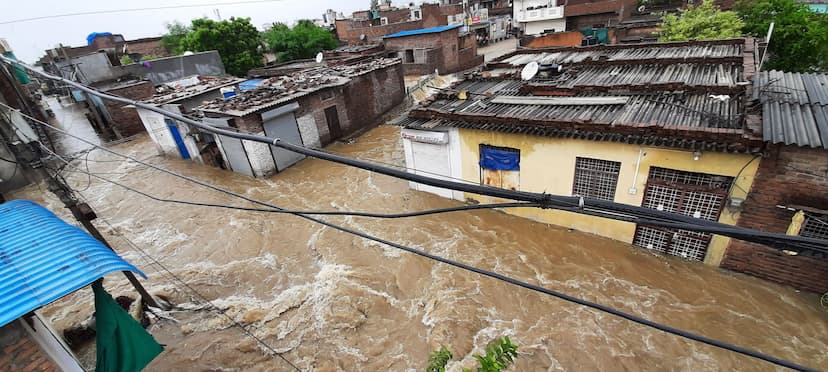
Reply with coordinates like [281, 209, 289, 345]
[0, 200, 145, 327]
[240, 79, 265, 91]
[384, 24, 462, 39]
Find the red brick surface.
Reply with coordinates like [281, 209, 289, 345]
[0, 324, 58, 372]
[103, 81, 155, 137]
[721, 145, 828, 293]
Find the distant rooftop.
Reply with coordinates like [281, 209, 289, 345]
[199, 57, 401, 116]
[385, 24, 462, 39]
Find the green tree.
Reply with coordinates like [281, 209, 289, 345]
[737, 0, 828, 72]
[426, 337, 518, 372]
[161, 21, 191, 55]
[262, 20, 338, 62]
[179, 17, 264, 77]
[659, 0, 745, 42]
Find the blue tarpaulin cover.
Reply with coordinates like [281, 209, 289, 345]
[87, 32, 112, 45]
[480, 147, 520, 170]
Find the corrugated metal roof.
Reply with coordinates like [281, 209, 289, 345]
[384, 24, 462, 39]
[395, 117, 753, 153]
[754, 71, 828, 149]
[501, 43, 743, 66]
[428, 79, 742, 129]
[0, 200, 145, 327]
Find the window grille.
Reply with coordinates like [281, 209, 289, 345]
[649, 166, 731, 190]
[801, 214, 828, 240]
[572, 157, 621, 201]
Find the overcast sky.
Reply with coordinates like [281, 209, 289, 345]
[0, 0, 386, 63]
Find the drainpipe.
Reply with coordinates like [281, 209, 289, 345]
[629, 148, 643, 195]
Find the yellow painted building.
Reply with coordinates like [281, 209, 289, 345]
[455, 129, 760, 266]
[398, 38, 766, 266]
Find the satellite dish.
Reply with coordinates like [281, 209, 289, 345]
[521, 62, 539, 81]
[359, 34, 367, 41]
[315, 52, 324, 63]
[637, 5, 646, 12]
[183, 51, 194, 56]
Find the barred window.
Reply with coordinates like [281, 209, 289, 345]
[572, 157, 621, 201]
[801, 213, 828, 240]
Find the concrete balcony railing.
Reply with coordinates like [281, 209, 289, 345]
[515, 6, 564, 22]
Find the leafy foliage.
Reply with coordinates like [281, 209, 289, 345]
[161, 21, 191, 55]
[119, 55, 134, 66]
[426, 337, 518, 372]
[427, 346, 453, 372]
[262, 20, 338, 62]
[659, 0, 745, 42]
[736, 0, 828, 72]
[178, 17, 264, 77]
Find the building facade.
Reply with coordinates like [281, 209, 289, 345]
[384, 25, 484, 75]
[135, 76, 244, 167]
[189, 58, 405, 178]
[514, 0, 566, 35]
[396, 39, 827, 279]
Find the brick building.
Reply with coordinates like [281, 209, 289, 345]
[335, 6, 426, 44]
[384, 25, 484, 75]
[191, 58, 405, 178]
[93, 79, 155, 138]
[721, 70, 828, 293]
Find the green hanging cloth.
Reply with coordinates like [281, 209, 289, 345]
[93, 281, 163, 372]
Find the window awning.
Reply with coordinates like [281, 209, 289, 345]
[0, 200, 145, 327]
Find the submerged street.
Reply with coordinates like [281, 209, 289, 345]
[10, 99, 828, 371]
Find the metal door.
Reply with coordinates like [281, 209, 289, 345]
[165, 119, 191, 160]
[325, 106, 342, 140]
[633, 167, 732, 261]
[262, 108, 305, 171]
[216, 135, 254, 177]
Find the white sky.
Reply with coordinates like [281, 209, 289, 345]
[0, 0, 387, 63]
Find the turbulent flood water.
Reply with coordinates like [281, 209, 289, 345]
[12, 100, 828, 371]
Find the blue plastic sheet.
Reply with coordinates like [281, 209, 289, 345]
[480, 146, 520, 170]
[87, 32, 112, 45]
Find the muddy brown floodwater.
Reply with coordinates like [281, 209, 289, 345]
[11, 102, 828, 371]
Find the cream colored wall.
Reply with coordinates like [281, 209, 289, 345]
[458, 129, 760, 266]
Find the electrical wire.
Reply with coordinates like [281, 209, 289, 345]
[88, 212, 302, 371]
[4, 57, 824, 253]
[40, 144, 537, 218]
[26, 133, 304, 372]
[13, 115, 820, 371]
[0, 0, 291, 25]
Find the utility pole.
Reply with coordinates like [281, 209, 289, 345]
[0, 108, 160, 309]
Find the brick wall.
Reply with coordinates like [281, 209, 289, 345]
[520, 31, 585, 48]
[0, 321, 58, 372]
[421, 3, 460, 28]
[721, 145, 828, 293]
[125, 37, 171, 58]
[342, 62, 405, 135]
[335, 19, 425, 44]
[103, 81, 155, 137]
[385, 29, 467, 74]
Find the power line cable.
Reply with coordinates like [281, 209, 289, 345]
[41, 145, 537, 218]
[35, 146, 302, 371]
[12, 112, 819, 371]
[4, 56, 823, 253]
[0, 0, 290, 25]
[42, 144, 816, 251]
